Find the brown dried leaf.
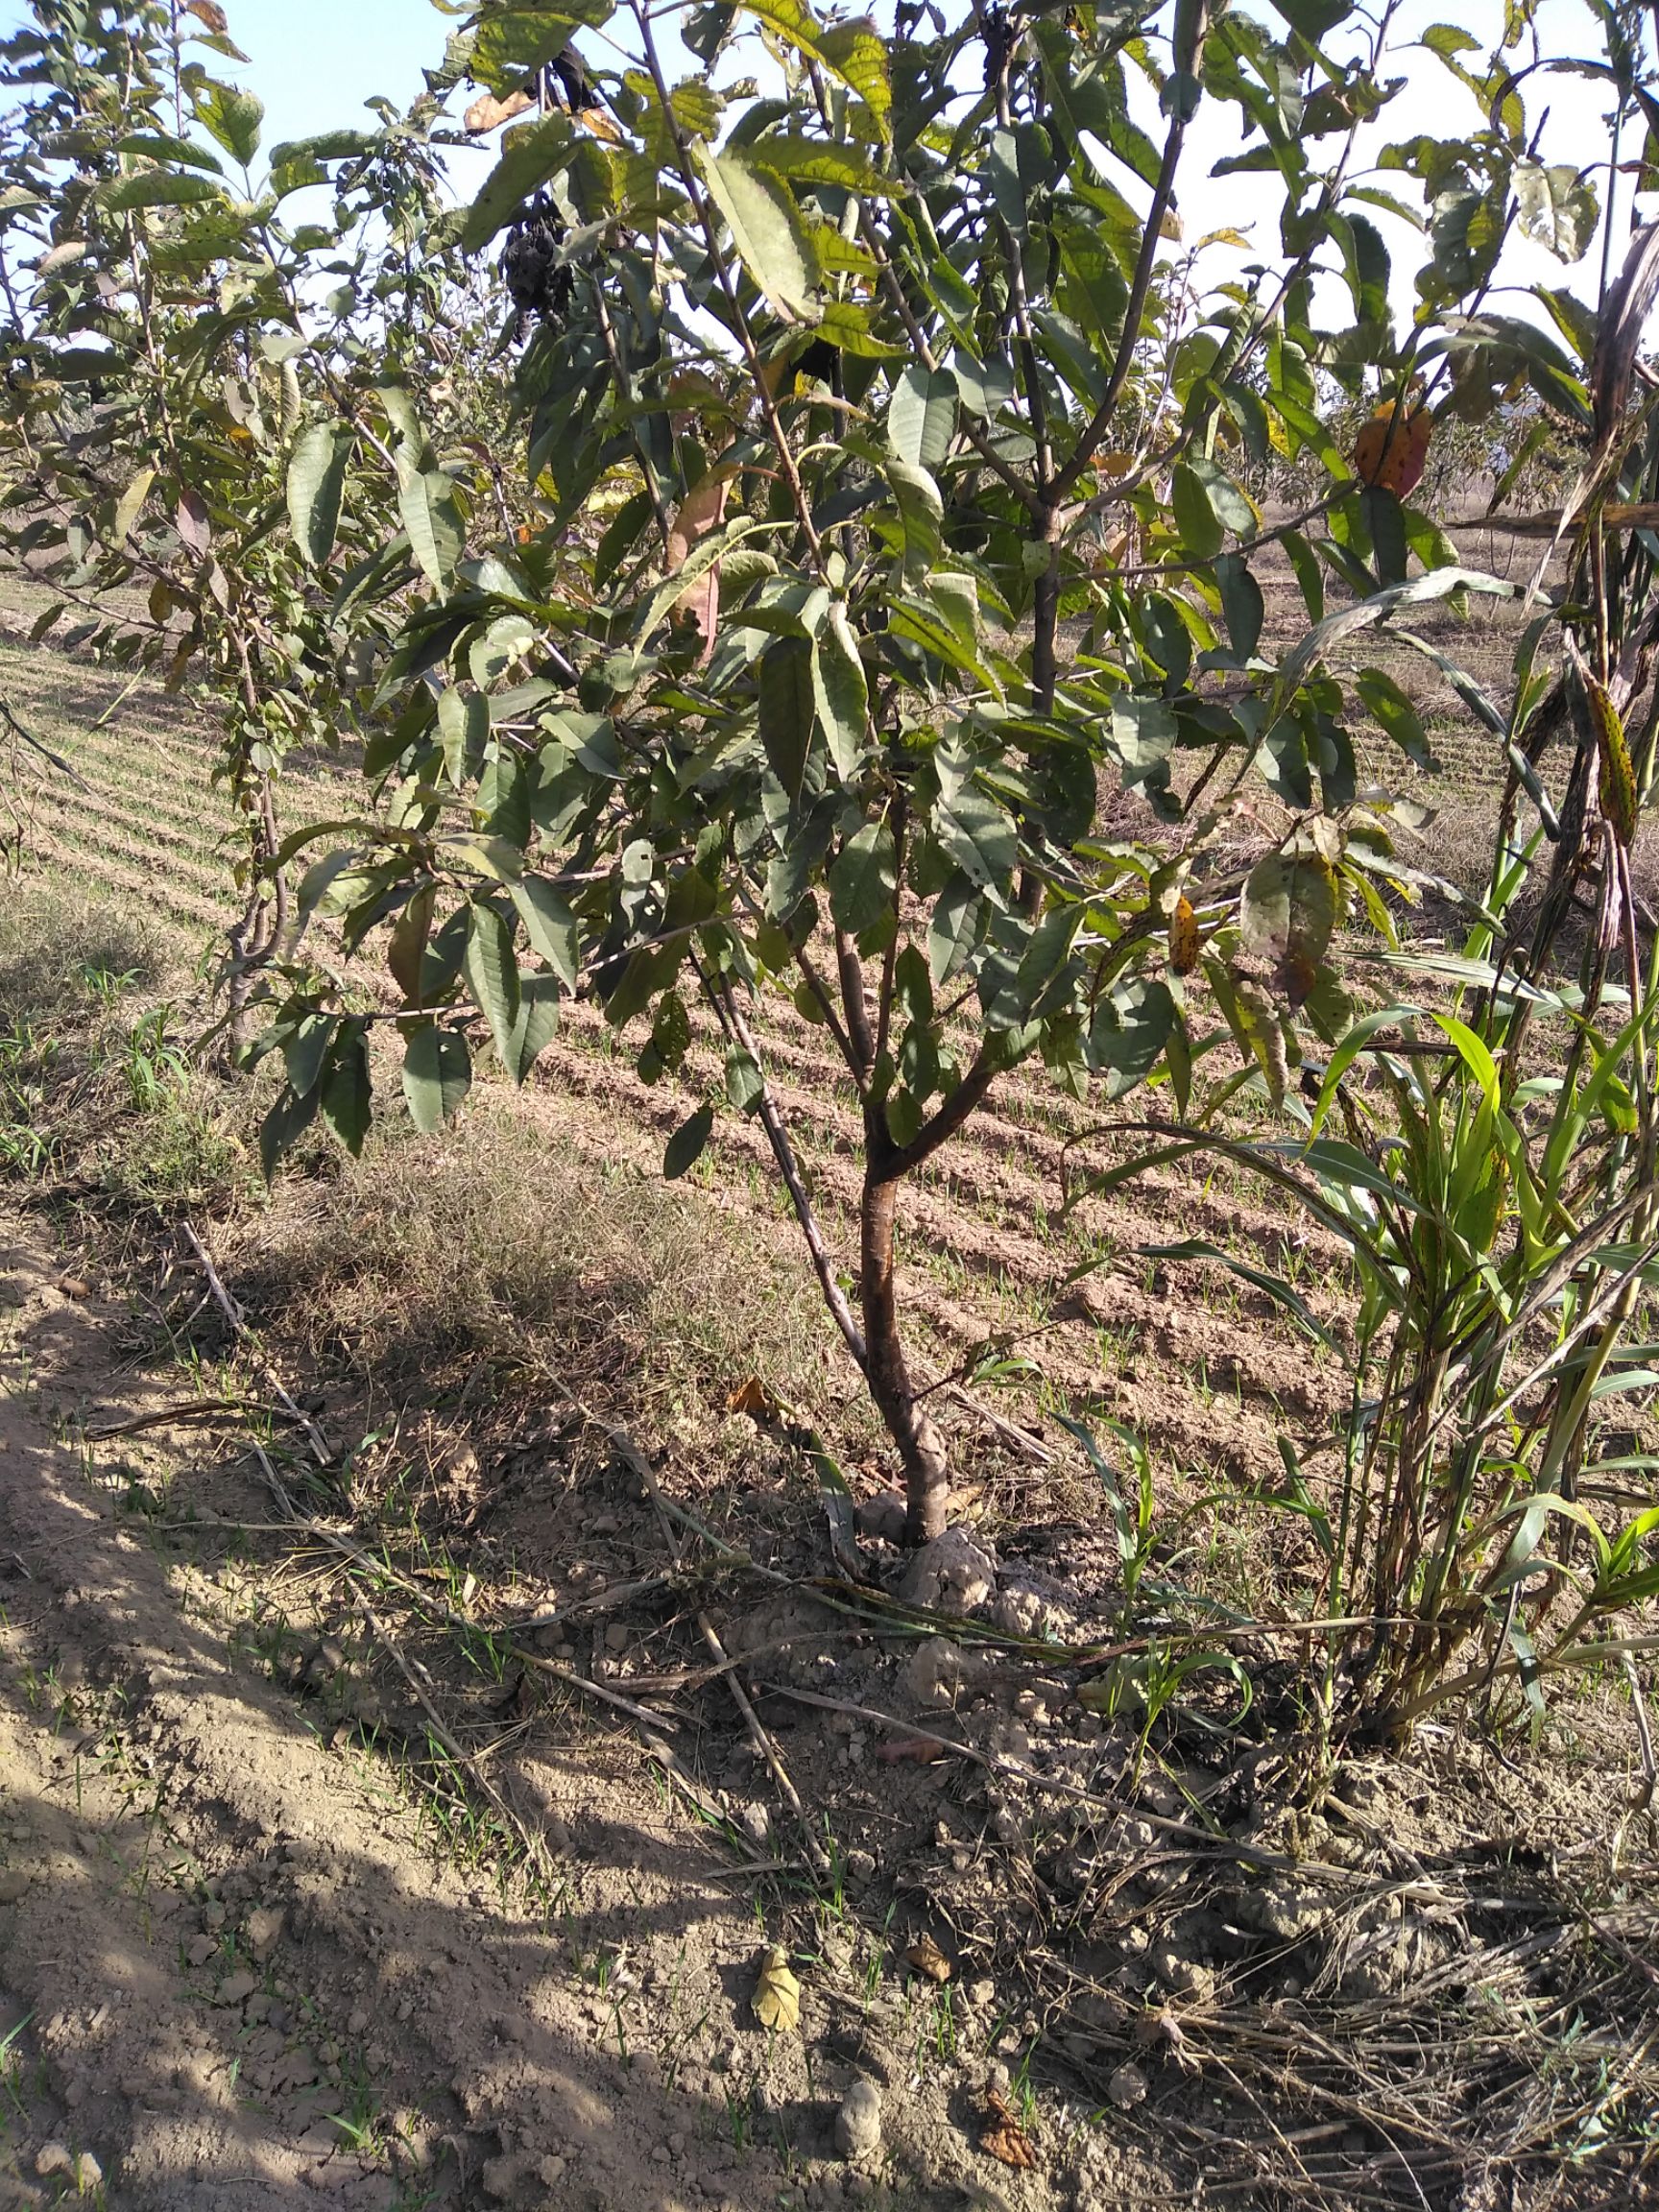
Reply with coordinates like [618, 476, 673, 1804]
[979, 2089, 1037, 2170]
[752, 1944, 800, 2032]
[727, 1374, 780, 1420]
[904, 1933, 950, 1984]
[183, 0, 229, 30]
[464, 88, 534, 133]
[1167, 893, 1200, 975]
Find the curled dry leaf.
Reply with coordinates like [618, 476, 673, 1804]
[464, 88, 535, 133]
[752, 1944, 801, 2032]
[979, 2088, 1037, 2170]
[1167, 893, 1200, 974]
[727, 1374, 781, 1420]
[666, 471, 729, 665]
[904, 1932, 950, 1983]
[183, 0, 229, 30]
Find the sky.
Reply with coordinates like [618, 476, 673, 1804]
[0, 0, 1645, 322]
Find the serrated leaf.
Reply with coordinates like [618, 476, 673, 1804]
[286, 421, 351, 566]
[1240, 852, 1340, 971]
[758, 634, 815, 799]
[887, 365, 957, 470]
[464, 902, 521, 1066]
[97, 170, 223, 210]
[693, 143, 820, 323]
[1513, 159, 1599, 263]
[402, 1022, 472, 1132]
[321, 1025, 372, 1156]
[812, 606, 867, 781]
[829, 821, 897, 935]
[398, 464, 464, 589]
[511, 878, 580, 989]
[192, 78, 263, 163]
[725, 1045, 764, 1113]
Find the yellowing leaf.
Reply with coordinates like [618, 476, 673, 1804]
[464, 88, 534, 133]
[753, 1945, 801, 2031]
[1168, 894, 1200, 975]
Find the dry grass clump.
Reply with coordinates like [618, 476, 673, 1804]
[235, 1095, 854, 1447]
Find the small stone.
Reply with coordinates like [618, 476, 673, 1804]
[72, 2152, 102, 2193]
[540, 2155, 567, 2186]
[1108, 2063, 1148, 2111]
[854, 1491, 907, 1546]
[897, 1529, 997, 1616]
[604, 1623, 630, 1654]
[347, 2008, 369, 2036]
[35, 2144, 73, 2178]
[246, 1905, 284, 1961]
[985, 2062, 1011, 2097]
[967, 1979, 997, 2010]
[740, 1802, 771, 1847]
[216, 1972, 257, 2006]
[480, 2152, 524, 2201]
[845, 1850, 876, 1884]
[834, 2080, 882, 2161]
[0, 1869, 28, 1903]
[203, 1901, 226, 1930]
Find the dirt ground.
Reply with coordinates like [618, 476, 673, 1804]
[2, 1191, 1657, 2212]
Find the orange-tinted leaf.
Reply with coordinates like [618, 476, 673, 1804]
[1272, 950, 1319, 1008]
[728, 1374, 781, 1419]
[980, 2090, 1037, 2170]
[1168, 894, 1200, 974]
[464, 88, 534, 133]
[905, 1933, 951, 1983]
[1353, 399, 1431, 496]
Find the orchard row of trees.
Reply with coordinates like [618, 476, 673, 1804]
[5, 0, 1659, 1725]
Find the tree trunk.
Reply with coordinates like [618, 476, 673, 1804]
[858, 1166, 950, 1543]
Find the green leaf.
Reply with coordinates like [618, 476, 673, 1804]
[1215, 553, 1263, 661]
[1090, 976, 1178, 1097]
[464, 902, 521, 1066]
[725, 1046, 764, 1113]
[97, 170, 223, 210]
[883, 457, 942, 584]
[462, 113, 579, 251]
[511, 878, 580, 990]
[1513, 159, 1598, 262]
[402, 1022, 471, 1132]
[321, 1026, 371, 1156]
[928, 874, 985, 987]
[398, 465, 464, 590]
[742, 135, 890, 195]
[1240, 852, 1340, 968]
[1171, 461, 1224, 560]
[812, 605, 867, 781]
[758, 634, 815, 799]
[887, 365, 957, 470]
[285, 421, 351, 567]
[191, 78, 263, 163]
[693, 143, 820, 323]
[829, 820, 898, 935]
[113, 466, 155, 544]
[932, 778, 1017, 891]
[664, 1101, 714, 1178]
[1357, 667, 1431, 766]
[504, 974, 560, 1084]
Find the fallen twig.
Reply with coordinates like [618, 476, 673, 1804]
[180, 1221, 331, 1466]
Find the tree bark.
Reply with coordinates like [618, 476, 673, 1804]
[858, 1158, 949, 1544]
